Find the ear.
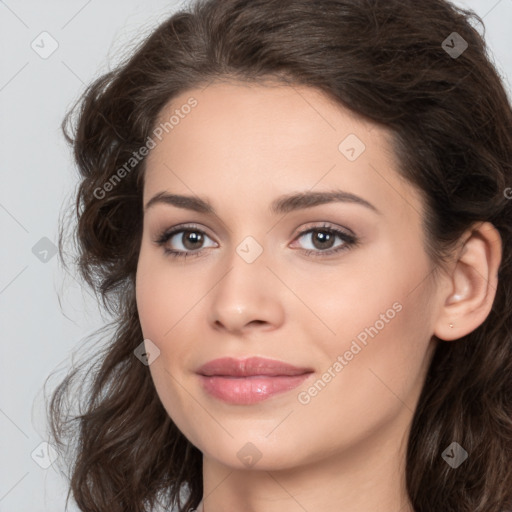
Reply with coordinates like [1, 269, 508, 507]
[434, 221, 502, 341]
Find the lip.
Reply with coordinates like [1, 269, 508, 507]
[196, 357, 314, 405]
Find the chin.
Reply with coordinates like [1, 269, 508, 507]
[196, 432, 315, 472]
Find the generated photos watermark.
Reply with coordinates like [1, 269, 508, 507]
[297, 301, 403, 405]
[93, 97, 198, 200]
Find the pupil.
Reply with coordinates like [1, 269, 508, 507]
[313, 230, 334, 249]
[183, 231, 203, 250]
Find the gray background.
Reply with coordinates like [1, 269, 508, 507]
[1, 1, 511, 511]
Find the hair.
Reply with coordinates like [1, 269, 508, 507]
[46, 0, 512, 511]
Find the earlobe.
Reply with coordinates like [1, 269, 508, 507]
[433, 222, 502, 342]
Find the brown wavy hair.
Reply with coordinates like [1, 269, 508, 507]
[46, 0, 512, 511]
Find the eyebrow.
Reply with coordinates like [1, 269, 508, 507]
[144, 189, 380, 216]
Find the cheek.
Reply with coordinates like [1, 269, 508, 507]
[135, 248, 189, 343]
[135, 259, 166, 342]
[136, 257, 199, 431]
[301, 238, 435, 386]
[135, 251, 203, 403]
[294, 240, 430, 341]
[288, 286, 434, 455]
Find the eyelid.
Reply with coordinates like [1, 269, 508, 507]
[154, 222, 217, 242]
[156, 221, 354, 241]
[290, 221, 356, 240]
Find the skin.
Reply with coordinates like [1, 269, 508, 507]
[135, 81, 501, 512]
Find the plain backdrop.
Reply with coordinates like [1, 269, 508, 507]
[1, 1, 511, 511]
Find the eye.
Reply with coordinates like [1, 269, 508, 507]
[154, 224, 217, 259]
[291, 224, 358, 257]
[154, 222, 358, 260]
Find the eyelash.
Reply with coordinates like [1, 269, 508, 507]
[153, 223, 359, 260]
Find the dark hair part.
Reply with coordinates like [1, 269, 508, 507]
[47, 0, 512, 511]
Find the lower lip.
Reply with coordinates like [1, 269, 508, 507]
[198, 374, 311, 404]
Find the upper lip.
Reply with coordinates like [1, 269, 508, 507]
[196, 357, 313, 377]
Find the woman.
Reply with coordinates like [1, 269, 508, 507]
[47, 0, 512, 511]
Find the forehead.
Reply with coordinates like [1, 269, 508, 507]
[147, 81, 378, 167]
[142, 81, 420, 219]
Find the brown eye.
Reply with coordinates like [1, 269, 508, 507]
[309, 230, 336, 250]
[155, 225, 217, 259]
[180, 230, 204, 250]
[292, 225, 358, 257]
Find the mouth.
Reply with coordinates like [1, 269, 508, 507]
[196, 357, 314, 405]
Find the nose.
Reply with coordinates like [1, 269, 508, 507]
[207, 249, 285, 335]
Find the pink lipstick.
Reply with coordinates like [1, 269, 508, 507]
[196, 356, 313, 405]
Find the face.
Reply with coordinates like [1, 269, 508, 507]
[136, 81, 440, 471]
